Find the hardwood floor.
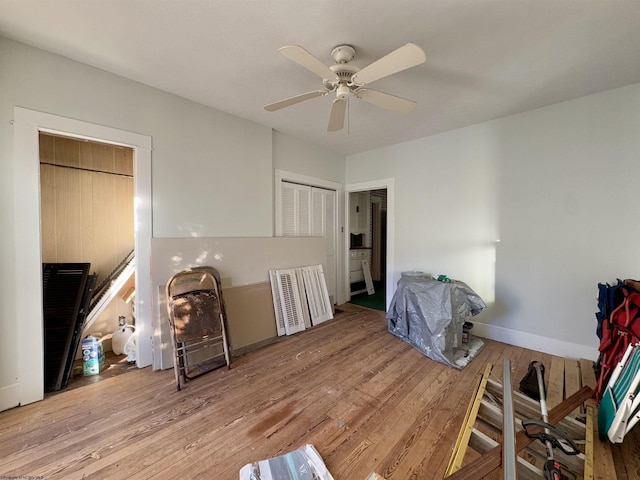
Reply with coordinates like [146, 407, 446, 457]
[1, 304, 637, 479]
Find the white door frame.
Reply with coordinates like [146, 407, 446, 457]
[12, 107, 153, 406]
[345, 179, 394, 309]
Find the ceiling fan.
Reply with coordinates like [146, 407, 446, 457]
[264, 43, 426, 132]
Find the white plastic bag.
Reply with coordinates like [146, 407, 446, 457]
[123, 331, 137, 362]
[239, 444, 334, 480]
[112, 324, 135, 355]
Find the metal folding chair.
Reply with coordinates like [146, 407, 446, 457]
[166, 267, 230, 391]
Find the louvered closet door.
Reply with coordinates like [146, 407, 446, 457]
[312, 188, 336, 302]
[280, 181, 337, 304]
[282, 182, 311, 236]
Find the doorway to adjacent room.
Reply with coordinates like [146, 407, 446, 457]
[347, 187, 389, 312]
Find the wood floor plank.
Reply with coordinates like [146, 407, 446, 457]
[611, 427, 640, 480]
[341, 367, 459, 478]
[547, 356, 565, 409]
[565, 358, 581, 415]
[590, 399, 619, 480]
[377, 369, 482, 479]
[90, 315, 399, 479]
[580, 358, 596, 389]
[88, 318, 392, 479]
[0, 368, 170, 453]
[1, 305, 636, 480]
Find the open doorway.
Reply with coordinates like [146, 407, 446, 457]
[348, 188, 387, 311]
[39, 133, 138, 394]
[12, 107, 152, 408]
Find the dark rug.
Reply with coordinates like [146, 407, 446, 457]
[349, 282, 386, 311]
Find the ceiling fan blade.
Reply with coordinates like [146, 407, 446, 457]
[351, 43, 426, 86]
[327, 98, 347, 132]
[279, 45, 338, 81]
[355, 89, 417, 114]
[264, 90, 327, 111]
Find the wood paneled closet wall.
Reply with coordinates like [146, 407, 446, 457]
[39, 134, 135, 339]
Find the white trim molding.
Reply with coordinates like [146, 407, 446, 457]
[0, 384, 20, 413]
[473, 321, 599, 361]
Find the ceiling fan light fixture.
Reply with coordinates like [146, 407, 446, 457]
[336, 84, 350, 100]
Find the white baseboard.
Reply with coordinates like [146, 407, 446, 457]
[473, 322, 599, 361]
[0, 383, 20, 412]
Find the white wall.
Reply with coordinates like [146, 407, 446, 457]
[272, 130, 345, 183]
[347, 83, 640, 359]
[1, 37, 273, 240]
[0, 37, 342, 410]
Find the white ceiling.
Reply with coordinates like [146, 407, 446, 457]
[1, 0, 639, 156]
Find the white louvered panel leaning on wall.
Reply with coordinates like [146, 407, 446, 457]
[302, 265, 333, 325]
[272, 268, 306, 335]
[269, 270, 287, 336]
[295, 268, 312, 329]
[269, 264, 334, 336]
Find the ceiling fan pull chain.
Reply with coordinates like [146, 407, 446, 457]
[347, 96, 350, 136]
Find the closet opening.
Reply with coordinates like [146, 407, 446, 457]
[39, 133, 137, 394]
